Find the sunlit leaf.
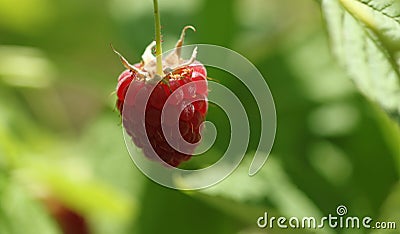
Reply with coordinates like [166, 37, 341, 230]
[322, 0, 400, 124]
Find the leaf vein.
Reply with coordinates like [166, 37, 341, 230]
[364, 0, 400, 24]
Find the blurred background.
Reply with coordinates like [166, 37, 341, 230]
[0, 0, 399, 233]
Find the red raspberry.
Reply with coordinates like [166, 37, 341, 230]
[114, 26, 208, 167]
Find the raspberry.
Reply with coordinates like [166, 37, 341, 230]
[114, 26, 208, 167]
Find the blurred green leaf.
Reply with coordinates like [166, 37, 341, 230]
[371, 182, 400, 234]
[195, 156, 335, 234]
[285, 32, 355, 102]
[371, 101, 400, 174]
[0, 46, 55, 88]
[0, 0, 55, 33]
[132, 180, 241, 234]
[322, 0, 400, 124]
[0, 177, 61, 234]
[16, 156, 135, 221]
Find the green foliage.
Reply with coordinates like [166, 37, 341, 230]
[0, 0, 399, 234]
[0, 175, 61, 234]
[322, 0, 400, 124]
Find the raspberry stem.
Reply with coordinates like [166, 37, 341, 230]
[153, 0, 163, 77]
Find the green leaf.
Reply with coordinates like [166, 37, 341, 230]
[0, 46, 55, 88]
[16, 157, 135, 221]
[0, 178, 61, 234]
[191, 156, 335, 234]
[321, 0, 400, 124]
[371, 182, 400, 234]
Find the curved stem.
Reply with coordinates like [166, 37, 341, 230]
[153, 0, 163, 77]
